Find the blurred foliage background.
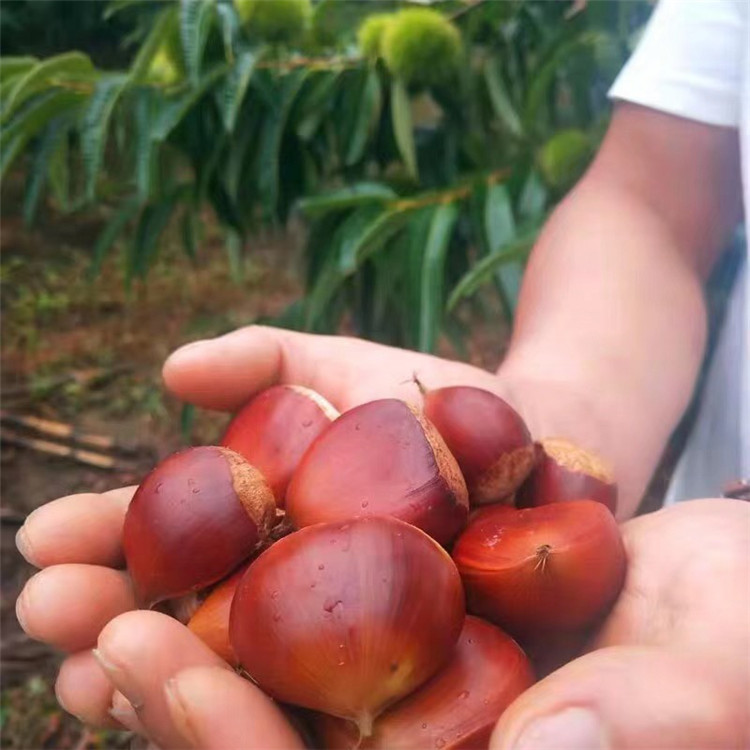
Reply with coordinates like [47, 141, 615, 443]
[0, 2, 653, 746]
[2, 0, 652, 351]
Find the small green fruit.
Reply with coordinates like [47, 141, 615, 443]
[357, 13, 393, 59]
[382, 8, 462, 87]
[538, 129, 592, 189]
[235, 0, 312, 44]
[145, 20, 184, 86]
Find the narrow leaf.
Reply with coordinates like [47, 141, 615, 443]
[153, 64, 227, 141]
[130, 7, 178, 82]
[3, 52, 95, 120]
[215, 0, 242, 60]
[48, 126, 70, 210]
[517, 171, 547, 224]
[128, 195, 181, 281]
[484, 58, 522, 139]
[447, 230, 539, 311]
[418, 202, 459, 352]
[89, 196, 141, 278]
[23, 118, 68, 224]
[258, 70, 308, 220]
[218, 45, 262, 132]
[81, 74, 129, 201]
[345, 68, 381, 167]
[180, 0, 216, 84]
[181, 209, 199, 260]
[298, 182, 396, 218]
[390, 80, 418, 180]
[484, 182, 520, 318]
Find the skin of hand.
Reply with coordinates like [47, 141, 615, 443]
[14, 328, 750, 749]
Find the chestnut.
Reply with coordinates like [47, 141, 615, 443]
[187, 566, 247, 666]
[419, 383, 535, 506]
[286, 399, 469, 545]
[519, 437, 617, 513]
[229, 516, 466, 737]
[222, 385, 339, 506]
[317, 616, 534, 749]
[123, 446, 276, 607]
[452, 501, 626, 640]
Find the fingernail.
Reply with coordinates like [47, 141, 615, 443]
[166, 339, 212, 364]
[15, 587, 31, 634]
[509, 708, 608, 750]
[92, 648, 145, 711]
[109, 690, 142, 732]
[16, 526, 38, 566]
[164, 677, 199, 749]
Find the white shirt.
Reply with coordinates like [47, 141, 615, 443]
[609, 0, 749, 501]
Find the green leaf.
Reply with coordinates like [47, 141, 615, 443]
[180, 0, 216, 84]
[3, 52, 95, 120]
[128, 193, 183, 281]
[295, 71, 341, 141]
[345, 68, 381, 167]
[448, 229, 539, 311]
[339, 207, 410, 273]
[257, 70, 308, 220]
[133, 88, 156, 200]
[23, 118, 68, 224]
[48, 126, 70, 210]
[1, 90, 85, 178]
[517, 170, 547, 224]
[179, 403, 196, 443]
[224, 229, 244, 282]
[484, 182, 521, 317]
[89, 196, 141, 278]
[215, 0, 242, 60]
[298, 182, 396, 218]
[418, 202, 459, 352]
[218, 45, 262, 132]
[305, 205, 407, 329]
[104, 0, 152, 21]
[153, 64, 227, 141]
[484, 58, 522, 139]
[81, 74, 129, 201]
[0, 56, 38, 83]
[523, 30, 609, 133]
[390, 80, 418, 180]
[131, 7, 178, 82]
[181, 208, 199, 260]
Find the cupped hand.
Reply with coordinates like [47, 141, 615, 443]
[16, 327, 749, 748]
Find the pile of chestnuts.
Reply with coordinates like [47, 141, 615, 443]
[122, 383, 626, 749]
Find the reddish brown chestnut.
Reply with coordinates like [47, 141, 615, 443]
[519, 437, 617, 513]
[229, 516, 465, 737]
[222, 385, 339, 506]
[123, 446, 275, 607]
[187, 566, 247, 665]
[418, 383, 535, 506]
[317, 616, 534, 749]
[452, 501, 626, 640]
[286, 399, 469, 545]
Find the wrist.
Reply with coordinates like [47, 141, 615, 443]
[495, 353, 664, 520]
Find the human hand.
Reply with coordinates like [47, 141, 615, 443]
[490, 497, 750, 749]
[19, 327, 745, 748]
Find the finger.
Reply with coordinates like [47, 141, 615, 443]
[56, 650, 117, 728]
[17, 564, 136, 651]
[162, 326, 350, 411]
[16, 487, 135, 568]
[55, 651, 145, 733]
[490, 646, 746, 750]
[94, 610, 231, 748]
[164, 666, 304, 750]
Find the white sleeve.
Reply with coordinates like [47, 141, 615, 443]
[609, 0, 746, 127]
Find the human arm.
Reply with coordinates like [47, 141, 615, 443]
[499, 102, 742, 519]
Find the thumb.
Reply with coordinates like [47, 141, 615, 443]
[490, 646, 744, 749]
[164, 666, 305, 750]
